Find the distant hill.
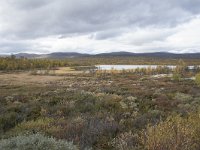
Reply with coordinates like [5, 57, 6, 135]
[0, 54, 9, 57]
[95, 52, 200, 59]
[38, 52, 90, 59]
[95, 51, 135, 57]
[1, 51, 200, 59]
[15, 53, 40, 58]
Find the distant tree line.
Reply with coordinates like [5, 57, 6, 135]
[0, 56, 68, 71]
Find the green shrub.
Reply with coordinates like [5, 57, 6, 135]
[172, 73, 181, 81]
[195, 73, 200, 86]
[0, 133, 78, 150]
[0, 112, 18, 132]
[9, 118, 53, 135]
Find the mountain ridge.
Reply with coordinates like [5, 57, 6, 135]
[1, 51, 200, 59]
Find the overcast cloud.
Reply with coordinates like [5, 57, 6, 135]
[0, 0, 200, 54]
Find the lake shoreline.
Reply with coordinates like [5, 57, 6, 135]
[96, 65, 200, 70]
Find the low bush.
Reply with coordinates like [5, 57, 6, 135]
[0, 112, 18, 132]
[9, 118, 53, 135]
[174, 92, 193, 103]
[172, 73, 182, 81]
[141, 113, 200, 150]
[111, 131, 140, 150]
[0, 133, 78, 150]
[195, 73, 200, 86]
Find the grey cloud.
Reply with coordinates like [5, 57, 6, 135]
[1, 0, 200, 39]
[90, 29, 123, 40]
[129, 30, 175, 46]
[0, 0, 200, 53]
[0, 40, 50, 54]
[0, 41, 30, 52]
[9, 0, 50, 10]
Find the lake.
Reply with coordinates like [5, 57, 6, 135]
[96, 65, 198, 70]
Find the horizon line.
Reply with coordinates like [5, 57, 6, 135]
[1, 51, 200, 55]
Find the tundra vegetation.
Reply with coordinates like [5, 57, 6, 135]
[0, 56, 200, 150]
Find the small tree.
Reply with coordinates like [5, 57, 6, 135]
[175, 59, 187, 76]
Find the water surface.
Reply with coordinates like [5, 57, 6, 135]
[96, 65, 177, 70]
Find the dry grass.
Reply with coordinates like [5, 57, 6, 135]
[32, 67, 84, 75]
[54, 67, 83, 74]
[0, 72, 63, 86]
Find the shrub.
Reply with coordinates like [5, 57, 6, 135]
[141, 113, 200, 150]
[0, 133, 78, 150]
[174, 93, 193, 103]
[9, 118, 54, 135]
[111, 131, 140, 150]
[26, 105, 41, 120]
[195, 73, 200, 86]
[73, 91, 98, 113]
[172, 73, 181, 81]
[80, 117, 119, 149]
[0, 112, 18, 132]
[120, 96, 138, 110]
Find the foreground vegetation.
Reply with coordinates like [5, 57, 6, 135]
[0, 133, 78, 150]
[1, 57, 200, 149]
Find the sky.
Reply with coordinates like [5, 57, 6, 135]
[0, 0, 200, 54]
